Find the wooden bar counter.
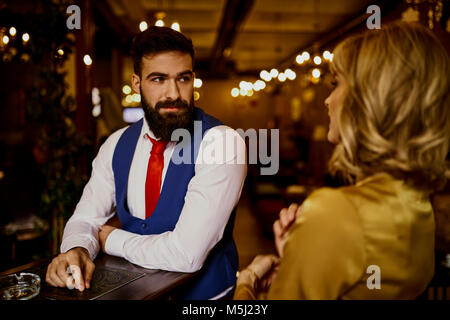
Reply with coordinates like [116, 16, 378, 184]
[0, 253, 198, 300]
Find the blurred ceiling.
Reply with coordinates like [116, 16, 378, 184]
[94, 0, 397, 78]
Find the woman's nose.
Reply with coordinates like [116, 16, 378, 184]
[324, 95, 331, 109]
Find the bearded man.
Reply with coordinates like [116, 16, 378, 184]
[45, 27, 246, 300]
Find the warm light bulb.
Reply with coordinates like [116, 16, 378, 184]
[171, 22, 180, 32]
[270, 68, 279, 78]
[193, 91, 200, 101]
[92, 105, 101, 117]
[83, 54, 92, 66]
[9, 27, 16, 36]
[296, 54, 304, 64]
[2, 35, 9, 45]
[57, 49, 64, 56]
[132, 93, 141, 103]
[260, 70, 271, 81]
[239, 81, 252, 91]
[139, 21, 148, 32]
[312, 68, 321, 79]
[122, 85, 132, 95]
[301, 51, 310, 61]
[22, 33, 30, 42]
[314, 56, 322, 65]
[194, 78, 203, 88]
[323, 50, 332, 60]
[253, 80, 266, 91]
[278, 73, 286, 82]
[231, 88, 239, 97]
[284, 68, 296, 80]
[155, 19, 164, 27]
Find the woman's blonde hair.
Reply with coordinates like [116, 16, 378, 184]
[329, 21, 450, 191]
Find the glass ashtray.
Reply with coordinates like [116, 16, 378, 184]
[0, 273, 41, 300]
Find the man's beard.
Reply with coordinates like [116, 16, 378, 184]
[141, 92, 195, 142]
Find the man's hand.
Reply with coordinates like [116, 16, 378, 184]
[45, 247, 95, 291]
[99, 225, 116, 253]
[273, 203, 303, 258]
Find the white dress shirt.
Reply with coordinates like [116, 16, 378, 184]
[61, 117, 247, 274]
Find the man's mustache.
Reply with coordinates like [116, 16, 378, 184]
[155, 99, 189, 110]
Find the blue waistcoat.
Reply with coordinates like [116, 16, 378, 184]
[112, 107, 238, 299]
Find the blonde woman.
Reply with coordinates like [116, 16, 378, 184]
[235, 21, 450, 300]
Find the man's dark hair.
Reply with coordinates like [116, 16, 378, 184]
[130, 26, 195, 76]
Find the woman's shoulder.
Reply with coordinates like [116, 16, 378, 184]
[304, 173, 406, 211]
[296, 186, 360, 232]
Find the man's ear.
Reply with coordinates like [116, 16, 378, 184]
[131, 74, 141, 94]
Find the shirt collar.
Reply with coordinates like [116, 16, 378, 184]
[141, 117, 176, 146]
[142, 117, 158, 141]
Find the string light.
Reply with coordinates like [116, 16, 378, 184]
[323, 50, 332, 60]
[278, 73, 286, 82]
[239, 81, 252, 91]
[139, 21, 148, 32]
[132, 93, 141, 103]
[193, 91, 200, 101]
[2, 35, 9, 45]
[284, 68, 296, 80]
[312, 68, 321, 79]
[57, 49, 64, 56]
[171, 22, 180, 32]
[260, 70, 271, 81]
[83, 54, 92, 66]
[9, 27, 16, 36]
[229, 46, 335, 95]
[270, 68, 279, 78]
[301, 51, 310, 61]
[253, 80, 266, 91]
[194, 78, 203, 88]
[122, 85, 132, 95]
[155, 19, 164, 27]
[313, 56, 322, 65]
[22, 33, 30, 42]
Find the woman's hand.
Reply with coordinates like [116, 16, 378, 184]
[237, 254, 280, 291]
[273, 203, 303, 257]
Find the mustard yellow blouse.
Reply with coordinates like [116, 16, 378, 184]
[234, 173, 435, 299]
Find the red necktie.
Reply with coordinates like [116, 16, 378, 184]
[145, 136, 168, 218]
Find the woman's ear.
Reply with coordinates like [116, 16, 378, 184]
[131, 74, 141, 94]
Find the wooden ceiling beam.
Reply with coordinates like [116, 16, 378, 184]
[209, 0, 254, 74]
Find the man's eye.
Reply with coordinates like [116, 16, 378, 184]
[179, 76, 192, 82]
[151, 77, 165, 82]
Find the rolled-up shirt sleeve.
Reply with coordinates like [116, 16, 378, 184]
[105, 126, 247, 272]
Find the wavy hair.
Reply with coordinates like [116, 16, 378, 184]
[329, 21, 450, 191]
